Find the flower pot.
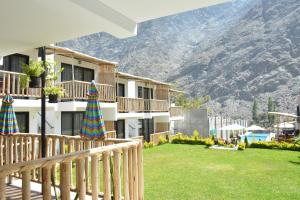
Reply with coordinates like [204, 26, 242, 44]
[48, 94, 58, 103]
[29, 76, 40, 88]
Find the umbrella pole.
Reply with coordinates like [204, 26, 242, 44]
[39, 47, 47, 158]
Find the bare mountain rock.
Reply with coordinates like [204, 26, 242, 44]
[59, 0, 300, 119]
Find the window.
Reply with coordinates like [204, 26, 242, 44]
[138, 86, 143, 98]
[144, 87, 150, 99]
[138, 118, 154, 142]
[61, 112, 84, 136]
[115, 120, 125, 138]
[15, 112, 29, 133]
[118, 83, 125, 97]
[60, 63, 94, 82]
[61, 63, 72, 81]
[3, 54, 29, 72]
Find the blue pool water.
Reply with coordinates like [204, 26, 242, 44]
[240, 133, 269, 143]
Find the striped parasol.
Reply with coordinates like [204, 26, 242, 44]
[0, 93, 19, 135]
[80, 81, 106, 139]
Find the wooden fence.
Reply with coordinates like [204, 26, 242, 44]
[58, 80, 116, 102]
[0, 132, 144, 200]
[0, 70, 41, 98]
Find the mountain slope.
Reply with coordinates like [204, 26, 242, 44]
[59, 0, 300, 119]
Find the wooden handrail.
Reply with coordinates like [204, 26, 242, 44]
[0, 70, 41, 98]
[118, 97, 169, 112]
[58, 80, 116, 102]
[0, 133, 144, 200]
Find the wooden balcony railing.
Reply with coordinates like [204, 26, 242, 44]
[0, 70, 41, 98]
[118, 97, 169, 112]
[0, 132, 144, 200]
[118, 97, 145, 112]
[146, 99, 169, 112]
[58, 80, 116, 102]
[170, 106, 184, 117]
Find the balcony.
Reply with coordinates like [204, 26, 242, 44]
[170, 106, 184, 118]
[0, 132, 144, 199]
[0, 70, 41, 98]
[58, 80, 116, 102]
[117, 97, 169, 112]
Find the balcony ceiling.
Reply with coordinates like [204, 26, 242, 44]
[0, 0, 229, 56]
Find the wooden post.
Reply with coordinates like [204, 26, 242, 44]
[0, 136, 3, 166]
[22, 170, 31, 200]
[123, 147, 130, 200]
[103, 151, 111, 200]
[137, 142, 144, 200]
[0, 177, 6, 200]
[77, 157, 86, 200]
[42, 167, 52, 200]
[24, 137, 29, 161]
[128, 147, 133, 200]
[91, 155, 99, 200]
[60, 161, 71, 200]
[113, 149, 121, 200]
[132, 145, 138, 200]
[85, 141, 91, 193]
[31, 136, 36, 180]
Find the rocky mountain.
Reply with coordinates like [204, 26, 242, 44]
[59, 0, 300, 119]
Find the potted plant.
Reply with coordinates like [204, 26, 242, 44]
[44, 86, 64, 103]
[20, 60, 45, 88]
[44, 62, 64, 103]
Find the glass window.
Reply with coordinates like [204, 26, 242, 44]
[3, 54, 29, 72]
[61, 112, 84, 136]
[138, 119, 143, 136]
[15, 112, 29, 133]
[61, 112, 73, 136]
[61, 63, 72, 81]
[118, 83, 125, 97]
[116, 120, 125, 138]
[61, 64, 94, 82]
[138, 86, 143, 98]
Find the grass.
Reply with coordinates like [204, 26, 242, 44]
[143, 144, 300, 200]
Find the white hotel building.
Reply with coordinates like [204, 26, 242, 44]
[0, 45, 184, 142]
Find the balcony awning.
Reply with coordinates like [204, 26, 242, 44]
[0, 0, 229, 56]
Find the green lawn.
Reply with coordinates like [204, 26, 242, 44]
[143, 144, 300, 200]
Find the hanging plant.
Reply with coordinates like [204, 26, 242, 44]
[20, 60, 45, 88]
[44, 62, 64, 103]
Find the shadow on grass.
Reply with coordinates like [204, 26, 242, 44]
[289, 161, 300, 165]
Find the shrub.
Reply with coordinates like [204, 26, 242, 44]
[204, 138, 214, 147]
[249, 141, 300, 152]
[144, 142, 149, 148]
[158, 136, 168, 145]
[192, 130, 200, 140]
[148, 142, 154, 148]
[228, 144, 234, 148]
[238, 142, 245, 151]
[217, 140, 225, 146]
[244, 136, 248, 147]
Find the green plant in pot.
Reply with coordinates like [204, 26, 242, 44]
[44, 86, 64, 103]
[45, 62, 64, 103]
[20, 60, 45, 88]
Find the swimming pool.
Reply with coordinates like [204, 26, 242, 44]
[240, 133, 270, 143]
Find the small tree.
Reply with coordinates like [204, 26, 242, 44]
[244, 136, 248, 147]
[252, 99, 259, 123]
[267, 97, 276, 126]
